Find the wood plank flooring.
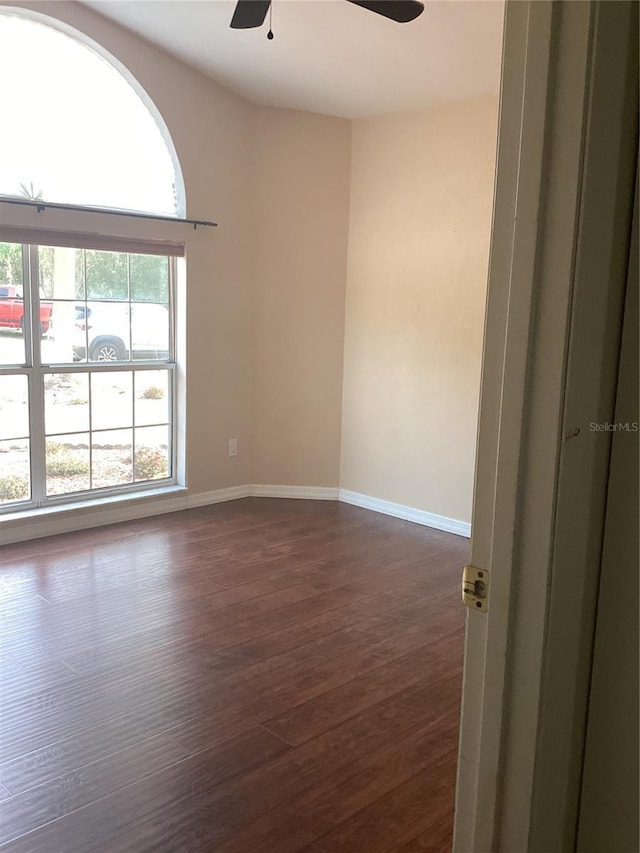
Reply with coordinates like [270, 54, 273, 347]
[0, 498, 468, 852]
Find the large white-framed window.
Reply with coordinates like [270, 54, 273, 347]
[0, 236, 181, 511]
[0, 9, 187, 514]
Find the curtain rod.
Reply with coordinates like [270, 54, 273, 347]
[0, 197, 217, 229]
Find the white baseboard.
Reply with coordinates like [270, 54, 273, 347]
[1, 483, 469, 544]
[187, 485, 251, 508]
[339, 489, 471, 537]
[250, 484, 340, 500]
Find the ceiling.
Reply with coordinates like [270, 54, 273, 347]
[85, 0, 504, 119]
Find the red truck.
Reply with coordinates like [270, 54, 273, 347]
[0, 285, 53, 335]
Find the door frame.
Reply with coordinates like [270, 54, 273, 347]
[454, 2, 638, 851]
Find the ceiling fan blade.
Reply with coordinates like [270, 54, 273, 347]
[230, 0, 271, 29]
[345, 0, 425, 24]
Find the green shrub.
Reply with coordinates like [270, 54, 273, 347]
[140, 385, 164, 400]
[46, 446, 89, 477]
[0, 474, 29, 501]
[134, 446, 168, 480]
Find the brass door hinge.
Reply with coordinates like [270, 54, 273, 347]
[462, 565, 490, 612]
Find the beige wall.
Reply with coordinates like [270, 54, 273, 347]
[251, 108, 351, 486]
[340, 97, 498, 522]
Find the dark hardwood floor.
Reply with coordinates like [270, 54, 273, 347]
[0, 498, 468, 852]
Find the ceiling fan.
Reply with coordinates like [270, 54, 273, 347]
[230, 1, 425, 30]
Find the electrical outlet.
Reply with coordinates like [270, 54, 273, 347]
[228, 438, 238, 457]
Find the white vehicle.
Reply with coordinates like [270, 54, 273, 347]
[72, 302, 170, 362]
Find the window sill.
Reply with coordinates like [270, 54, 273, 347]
[1, 485, 188, 545]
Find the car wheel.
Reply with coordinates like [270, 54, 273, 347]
[89, 338, 126, 362]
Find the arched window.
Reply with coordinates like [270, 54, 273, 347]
[0, 10, 185, 511]
[0, 8, 184, 215]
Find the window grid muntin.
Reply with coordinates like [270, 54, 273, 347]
[39, 246, 172, 367]
[0, 245, 177, 513]
[43, 366, 172, 495]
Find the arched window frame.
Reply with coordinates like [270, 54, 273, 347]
[0, 5, 186, 218]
